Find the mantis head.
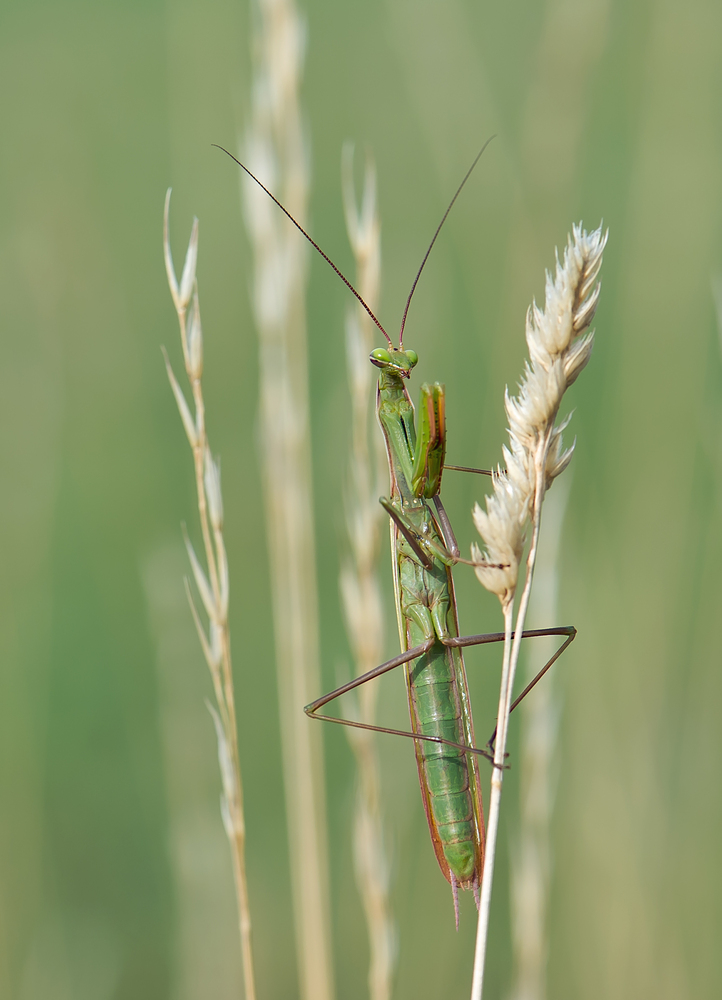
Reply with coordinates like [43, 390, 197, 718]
[369, 347, 419, 380]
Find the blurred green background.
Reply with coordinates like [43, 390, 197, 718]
[2, 0, 722, 997]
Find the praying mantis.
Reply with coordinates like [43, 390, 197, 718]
[219, 143, 576, 915]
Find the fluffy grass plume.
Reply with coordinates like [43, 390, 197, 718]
[470, 224, 607, 999]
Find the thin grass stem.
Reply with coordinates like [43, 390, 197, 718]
[471, 599, 514, 998]
[510, 480, 569, 1000]
[163, 192, 257, 1000]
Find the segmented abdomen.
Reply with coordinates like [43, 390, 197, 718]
[409, 644, 478, 885]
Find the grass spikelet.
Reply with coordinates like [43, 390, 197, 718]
[340, 144, 396, 1000]
[240, 2, 335, 998]
[163, 191, 257, 1000]
[470, 223, 607, 999]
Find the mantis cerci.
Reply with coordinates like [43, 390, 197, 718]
[219, 142, 576, 919]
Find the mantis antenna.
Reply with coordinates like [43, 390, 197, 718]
[213, 144, 393, 347]
[215, 136, 495, 349]
[398, 135, 495, 347]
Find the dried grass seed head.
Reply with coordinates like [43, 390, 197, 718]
[186, 290, 203, 380]
[471, 470, 528, 601]
[163, 190, 199, 316]
[203, 449, 224, 530]
[473, 223, 606, 602]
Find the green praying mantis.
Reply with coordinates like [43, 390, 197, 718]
[220, 143, 576, 918]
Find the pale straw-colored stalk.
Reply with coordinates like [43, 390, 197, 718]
[162, 191, 257, 1000]
[509, 478, 569, 1000]
[469, 224, 607, 999]
[340, 145, 396, 1000]
[241, 2, 335, 999]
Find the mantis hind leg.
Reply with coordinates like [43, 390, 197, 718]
[442, 625, 577, 748]
[304, 636, 495, 762]
[305, 626, 576, 762]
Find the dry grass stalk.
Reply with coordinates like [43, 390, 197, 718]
[340, 145, 396, 1000]
[509, 480, 569, 1000]
[241, 2, 334, 998]
[162, 191, 257, 1000]
[469, 224, 607, 999]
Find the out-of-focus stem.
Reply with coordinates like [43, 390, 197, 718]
[242, 1, 335, 998]
[341, 147, 396, 1000]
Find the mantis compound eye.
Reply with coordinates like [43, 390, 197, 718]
[370, 348, 392, 365]
[405, 349, 418, 367]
